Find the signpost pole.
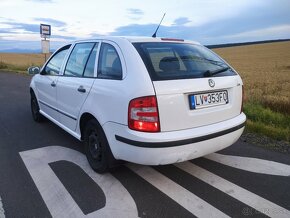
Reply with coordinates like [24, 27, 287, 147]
[40, 24, 51, 64]
[44, 36, 47, 62]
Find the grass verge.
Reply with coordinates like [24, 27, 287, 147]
[244, 102, 290, 142]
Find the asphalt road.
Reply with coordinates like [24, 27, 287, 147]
[0, 71, 290, 218]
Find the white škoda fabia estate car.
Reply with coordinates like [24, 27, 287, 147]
[29, 36, 246, 173]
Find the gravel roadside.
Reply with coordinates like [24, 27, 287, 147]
[241, 132, 290, 154]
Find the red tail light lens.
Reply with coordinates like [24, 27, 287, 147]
[128, 96, 160, 132]
[241, 85, 245, 113]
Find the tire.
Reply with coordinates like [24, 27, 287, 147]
[84, 119, 117, 173]
[31, 93, 44, 122]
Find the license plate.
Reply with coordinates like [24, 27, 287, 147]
[189, 90, 228, 109]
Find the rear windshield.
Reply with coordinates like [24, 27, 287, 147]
[133, 42, 236, 81]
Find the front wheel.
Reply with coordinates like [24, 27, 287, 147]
[84, 119, 117, 173]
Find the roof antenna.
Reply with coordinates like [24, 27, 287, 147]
[152, 13, 166, 38]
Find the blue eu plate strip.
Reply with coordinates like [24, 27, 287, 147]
[190, 95, 195, 109]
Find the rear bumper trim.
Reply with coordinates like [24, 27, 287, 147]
[115, 121, 245, 148]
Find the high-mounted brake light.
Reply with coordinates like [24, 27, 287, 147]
[161, 38, 184, 42]
[128, 96, 160, 132]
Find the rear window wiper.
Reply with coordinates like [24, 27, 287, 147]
[203, 66, 230, 77]
[180, 55, 225, 67]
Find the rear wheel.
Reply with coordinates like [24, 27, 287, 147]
[84, 119, 117, 173]
[31, 93, 44, 122]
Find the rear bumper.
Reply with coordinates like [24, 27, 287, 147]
[103, 113, 246, 165]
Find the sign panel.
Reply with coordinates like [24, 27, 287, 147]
[41, 40, 50, 54]
[40, 24, 51, 37]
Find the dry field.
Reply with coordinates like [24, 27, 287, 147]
[0, 53, 48, 71]
[1, 42, 289, 114]
[213, 41, 290, 114]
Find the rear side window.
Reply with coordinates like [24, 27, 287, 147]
[65, 43, 95, 77]
[133, 42, 236, 81]
[97, 43, 122, 80]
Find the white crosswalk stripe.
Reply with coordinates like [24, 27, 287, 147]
[205, 153, 290, 176]
[175, 161, 290, 218]
[0, 196, 5, 218]
[19, 146, 290, 218]
[127, 163, 229, 218]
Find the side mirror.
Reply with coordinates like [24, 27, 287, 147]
[28, 66, 40, 75]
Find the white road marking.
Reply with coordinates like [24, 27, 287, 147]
[0, 196, 5, 218]
[127, 164, 229, 218]
[205, 153, 290, 176]
[175, 161, 290, 218]
[20, 146, 138, 218]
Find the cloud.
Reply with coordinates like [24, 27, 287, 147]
[33, 18, 66, 27]
[111, 24, 157, 37]
[111, 21, 290, 45]
[173, 17, 191, 26]
[222, 25, 290, 42]
[1, 22, 39, 33]
[1, 0, 290, 51]
[0, 28, 17, 34]
[112, 0, 290, 44]
[89, 33, 107, 38]
[51, 35, 78, 40]
[25, 0, 54, 3]
[127, 8, 144, 16]
[126, 8, 144, 20]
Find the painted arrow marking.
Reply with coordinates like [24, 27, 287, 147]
[20, 146, 138, 218]
[0, 196, 5, 218]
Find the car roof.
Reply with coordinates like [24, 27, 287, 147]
[72, 36, 201, 45]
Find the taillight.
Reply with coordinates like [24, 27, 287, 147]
[241, 85, 245, 113]
[128, 96, 160, 132]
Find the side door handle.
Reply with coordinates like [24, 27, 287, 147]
[77, 86, 86, 93]
[51, 81, 56, 87]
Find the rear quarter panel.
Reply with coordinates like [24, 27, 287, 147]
[77, 39, 156, 134]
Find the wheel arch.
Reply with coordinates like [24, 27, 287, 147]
[30, 87, 36, 96]
[79, 112, 99, 140]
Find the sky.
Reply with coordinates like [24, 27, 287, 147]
[0, 0, 290, 51]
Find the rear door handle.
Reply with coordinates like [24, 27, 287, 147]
[51, 81, 56, 87]
[77, 86, 86, 93]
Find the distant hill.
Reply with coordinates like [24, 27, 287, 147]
[1, 39, 289, 53]
[0, 48, 56, 53]
[0, 49, 41, 53]
[206, 39, 290, 49]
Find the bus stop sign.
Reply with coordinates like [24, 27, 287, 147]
[40, 24, 51, 38]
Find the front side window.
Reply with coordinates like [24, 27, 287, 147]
[44, 45, 70, 75]
[64, 43, 95, 77]
[133, 42, 236, 81]
[97, 43, 122, 80]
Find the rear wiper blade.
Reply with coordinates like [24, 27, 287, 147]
[203, 66, 229, 77]
[180, 55, 225, 67]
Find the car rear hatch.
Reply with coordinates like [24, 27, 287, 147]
[153, 77, 242, 131]
[133, 41, 243, 132]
